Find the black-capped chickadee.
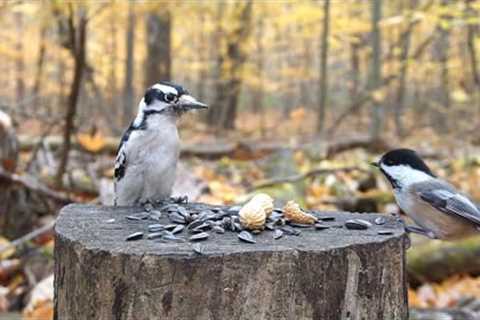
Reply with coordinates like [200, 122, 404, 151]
[114, 81, 207, 206]
[372, 148, 480, 240]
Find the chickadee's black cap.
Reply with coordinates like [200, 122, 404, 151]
[379, 148, 435, 177]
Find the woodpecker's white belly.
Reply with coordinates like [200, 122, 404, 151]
[115, 117, 179, 205]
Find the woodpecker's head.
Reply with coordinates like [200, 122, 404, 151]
[136, 81, 207, 121]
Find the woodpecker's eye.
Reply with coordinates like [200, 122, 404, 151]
[164, 93, 177, 103]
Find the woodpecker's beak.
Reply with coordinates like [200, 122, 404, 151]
[370, 161, 379, 168]
[178, 94, 208, 110]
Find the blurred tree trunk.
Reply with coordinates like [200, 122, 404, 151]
[55, 5, 88, 186]
[33, 23, 47, 103]
[108, 7, 118, 127]
[316, 0, 330, 134]
[466, 0, 480, 125]
[144, 9, 171, 86]
[222, 1, 253, 129]
[394, 0, 417, 137]
[15, 12, 25, 102]
[252, 19, 266, 136]
[368, 0, 383, 141]
[208, 1, 253, 130]
[300, 36, 312, 108]
[431, 0, 451, 132]
[207, 2, 226, 127]
[123, 0, 135, 127]
[196, 14, 207, 103]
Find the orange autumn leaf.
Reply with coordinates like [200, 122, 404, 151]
[23, 300, 53, 320]
[77, 132, 106, 153]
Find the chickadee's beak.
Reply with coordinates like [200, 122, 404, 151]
[178, 94, 208, 110]
[370, 161, 379, 168]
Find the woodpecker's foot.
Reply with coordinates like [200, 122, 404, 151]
[170, 196, 188, 204]
[135, 199, 154, 212]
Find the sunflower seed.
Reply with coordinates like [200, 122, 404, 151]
[273, 229, 284, 240]
[191, 223, 211, 233]
[177, 207, 190, 218]
[169, 212, 186, 224]
[105, 218, 115, 223]
[269, 212, 284, 221]
[345, 219, 372, 230]
[265, 223, 275, 231]
[196, 212, 209, 222]
[192, 243, 204, 255]
[318, 216, 335, 221]
[280, 226, 300, 236]
[234, 222, 243, 231]
[377, 229, 394, 235]
[189, 232, 209, 242]
[147, 232, 164, 240]
[164, 224, 178, 231]
[126, 214, 148, 221]
[187, 220, 205, 230]
[149, 210, 163, 221]
[172, 225, 185, 234]
[126, 232, 143, 241]
[289, 223, 313, 228]
[315, 223, 330, 230]
[375, 217, 386, 225]
[238, 231, 256, 244]
[213, 226, 225, 234]
[148, 224, 164, 231]
[159, 234, 185, 243]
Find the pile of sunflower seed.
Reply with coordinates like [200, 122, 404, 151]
[120, 202, 395, 252]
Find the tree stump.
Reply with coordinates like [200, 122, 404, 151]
[54, 203, 408, 320]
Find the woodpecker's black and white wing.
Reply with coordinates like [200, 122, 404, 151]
[114, 125, 134, 183]
[417, 182, 480, 226]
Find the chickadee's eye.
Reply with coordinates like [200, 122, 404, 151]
[164, 93, 177, 103]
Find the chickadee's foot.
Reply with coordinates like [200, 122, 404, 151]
[405, 225, 437, 239]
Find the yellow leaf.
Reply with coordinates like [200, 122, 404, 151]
[451, 89, 469, 103]
[0, 237, 14, 260]
[77, 132, 106, 153]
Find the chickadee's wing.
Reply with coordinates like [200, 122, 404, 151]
[418, 189, 480, 225]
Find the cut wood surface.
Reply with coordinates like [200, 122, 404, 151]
[55, 203, 408, 320]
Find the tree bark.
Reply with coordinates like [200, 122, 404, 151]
[144, 9, 171, 86]
[55, 204, 408, 320]
[316, 0, 330, 134]
[368, 0, 384, 141]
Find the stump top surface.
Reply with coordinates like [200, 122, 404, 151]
[56, 203, 405, 257]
